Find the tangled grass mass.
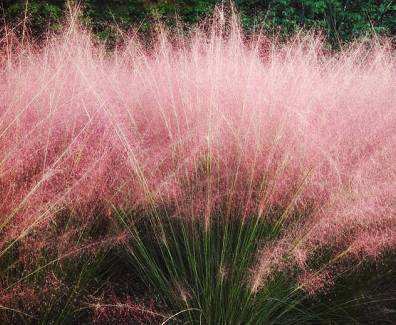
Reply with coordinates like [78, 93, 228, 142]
[0, 8, 395, 324]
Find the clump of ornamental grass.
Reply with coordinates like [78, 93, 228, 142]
[0, 6, 395, 323]
[117, 207, 395, 324]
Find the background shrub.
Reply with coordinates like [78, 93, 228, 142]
[2, 0, 395, 47]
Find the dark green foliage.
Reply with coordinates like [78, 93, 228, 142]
[117, 209, 305, 323]
[2, 206, 394, 323]
[2, 0, 65, 35]
[237, 0, 395, 44]
[2, 1, 395, 46]
[116, 208, 396, 324]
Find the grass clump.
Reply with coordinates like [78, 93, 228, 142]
[0, 6, 395, 324]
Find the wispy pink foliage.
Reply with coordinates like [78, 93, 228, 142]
[297, 270, 335, 296]
[90, 293, 163, 324]
[0, 10, 395, 295]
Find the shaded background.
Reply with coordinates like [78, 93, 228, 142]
[1, 1, 395, 46]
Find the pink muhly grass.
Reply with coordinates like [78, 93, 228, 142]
[0, 7, 395, 304]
